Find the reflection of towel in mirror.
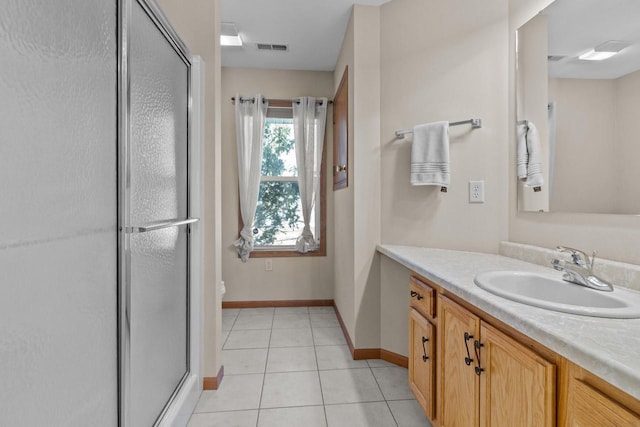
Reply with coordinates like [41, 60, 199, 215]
[517, 122, 528, 179]
[517, 121, 544, 188]
[410, 121, 450, 188]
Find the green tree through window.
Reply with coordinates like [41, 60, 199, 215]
[253, 118, 303, 246]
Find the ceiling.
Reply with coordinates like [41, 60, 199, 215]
[543, 0, 640, 79]
[220, 0, 389, 71]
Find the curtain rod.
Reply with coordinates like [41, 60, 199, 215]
[231, 96, 333, 105]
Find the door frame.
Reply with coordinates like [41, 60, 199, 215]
[117, 1, 202, 426]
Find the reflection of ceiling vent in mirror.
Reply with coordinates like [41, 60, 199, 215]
[547, 55, 566, 62]
[257, 43, 288, 52]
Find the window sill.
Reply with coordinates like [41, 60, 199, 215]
[248, 247, 326, 258]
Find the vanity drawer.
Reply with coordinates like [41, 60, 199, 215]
[409, 276, 435, 319]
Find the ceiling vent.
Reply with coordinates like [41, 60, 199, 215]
[547, 55, 566, 62]
[257, 43, 288, 52]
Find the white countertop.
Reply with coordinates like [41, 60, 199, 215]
[377, 244, 640, 400]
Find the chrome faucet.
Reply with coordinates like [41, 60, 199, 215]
[550, 246, 613, 292]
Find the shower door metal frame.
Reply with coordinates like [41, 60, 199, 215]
[117, 0, 194, 425]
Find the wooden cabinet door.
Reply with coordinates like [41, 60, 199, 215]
[409, 308, 435, 421]
[438, 296, 480, 427]
[561, 360, 640, 427]
[479, 322, 556, 427]
[333, 66, 348, 190]
[565, 380, 640, 427]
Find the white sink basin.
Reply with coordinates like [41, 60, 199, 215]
[474, 270, 640, 318]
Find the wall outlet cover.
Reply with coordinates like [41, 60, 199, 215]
[469, 180, 485, 203]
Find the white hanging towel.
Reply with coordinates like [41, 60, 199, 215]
[410, 121, 450, 188]
[522, 121, 544, 189]
[517, 122, 529, 180]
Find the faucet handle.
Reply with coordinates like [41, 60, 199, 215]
[556, 246, 590, 267]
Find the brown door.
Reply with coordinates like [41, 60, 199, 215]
[438, 295, 481, 427]
[479, 322, 555, 427]
[333, 66, 348, 190]
[409, 308, 436, 421]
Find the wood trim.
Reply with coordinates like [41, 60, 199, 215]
[353, 348, 380, 360]
[249, 248, 325, 258]
[333, 302, 409, 368]
[353, 348, 409, 367]
[203, 365, 224, 390]
[380, 348, 409, 368]
[333, 302, 356, 356]
[268, 99, 292, 108]
[222, 299, 334, 309]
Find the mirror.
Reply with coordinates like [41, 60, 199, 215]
[516, 0, 640, 214]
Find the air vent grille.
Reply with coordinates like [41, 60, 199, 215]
[257, 43, 288, 52]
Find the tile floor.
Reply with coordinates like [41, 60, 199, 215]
[187, 306, 432, 427]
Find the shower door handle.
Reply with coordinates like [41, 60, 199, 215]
[127, 217, 199, 233]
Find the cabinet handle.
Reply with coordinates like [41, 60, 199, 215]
[464, 332, 474, 366]
[421, 336, 429, 362]
[473, 339, 484, 376]
[410, 290, 424, 301]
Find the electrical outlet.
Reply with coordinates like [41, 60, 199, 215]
[469, 180, 485, 203]
[265, 259, 273, 271]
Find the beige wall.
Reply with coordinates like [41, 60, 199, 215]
[548, 78, 617, 213]
[351, 6, 382, 349]
[156, 0, 222, 378]
[545, 72, 640, 215]
[509, 0, 640, 266]
[332, 6, 382, 349]
[333, 12, 356, 342]
[377, 0, 509, 357]
[380, 0, 509, 253]
[380, 255, 411, 356]
[220, 67, 335, 301]
[613, 69, 640, 214]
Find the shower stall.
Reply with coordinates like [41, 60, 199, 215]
[0, 0, 203, 425]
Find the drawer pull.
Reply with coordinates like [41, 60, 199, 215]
[422, 336, 429, 362]
[464, 332, 474, 366]
[410, 290, 424, 301]
[474, 340, 484, 376]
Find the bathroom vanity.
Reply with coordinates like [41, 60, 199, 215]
[378, 245, 640, 427]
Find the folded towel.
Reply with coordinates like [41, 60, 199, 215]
[517, 121, 544, 189]
[410, 121, 450, 188]
[524, 122, 544, 188]
[517, 122, 528, 180]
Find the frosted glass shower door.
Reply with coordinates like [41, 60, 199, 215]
[126, 1, 193, 426]
[0, 0, 118, 425]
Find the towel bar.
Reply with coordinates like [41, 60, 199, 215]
[395, 118, 482, 139]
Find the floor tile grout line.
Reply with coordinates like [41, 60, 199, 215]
[311, 324, 329, 427]
[368, 365, 400, 426]
[209, 307, 417, 426]
[196, 400, 420, 415]
[256, 322, 274, 427]
[221, 312, 239, 348]
[384, 400, 401, 427]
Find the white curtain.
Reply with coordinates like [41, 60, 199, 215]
[234, 94, 268, 261]
[292, 97, 327, 253]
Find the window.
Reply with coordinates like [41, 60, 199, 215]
[245, 101, 326, 257]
